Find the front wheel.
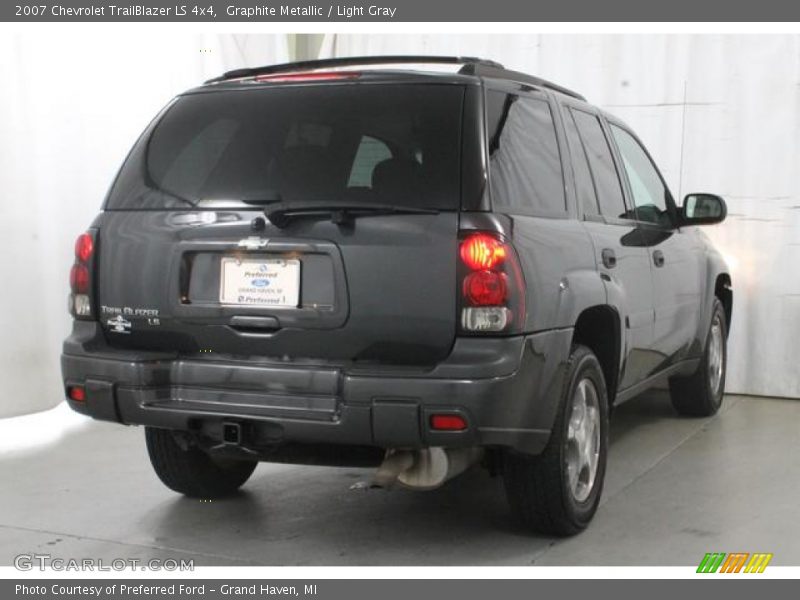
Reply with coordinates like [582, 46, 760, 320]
[145, 427, 257, 498]
[669, 298, 727, 417]
[503, 344, 609, 536]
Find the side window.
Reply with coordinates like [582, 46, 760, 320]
[347, 135, 393, 188]
[487, 91, 565, 217]
[570, 109, 628, 220]
[563, 109, 600, 218]
[610, 124, 672, 227]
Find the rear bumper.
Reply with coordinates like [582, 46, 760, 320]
[61, 322, 572, 455]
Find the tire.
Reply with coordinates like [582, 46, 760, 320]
[145, 427, 257, 498]
[503, 344, 609, 536]
[669, 298, 727, 417]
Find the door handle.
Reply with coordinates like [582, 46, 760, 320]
[601, 248, 617, 269]
[228, 315, 281, 333]
[653, 249, 665, 267]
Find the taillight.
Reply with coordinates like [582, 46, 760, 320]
[459, 233, 507, 270]
[69, 231, 95, 319]
[458, 232, 525, 334]
[463, 271, 507, 306]
[74, 233, 93, 263]
[69, 264, 90, 293]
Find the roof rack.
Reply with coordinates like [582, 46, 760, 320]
[457, 62, 586, 101]
[204, 55, 586, 101]
[205, 55, 504, 84]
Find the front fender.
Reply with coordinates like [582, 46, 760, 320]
[697, 240, 732, 353]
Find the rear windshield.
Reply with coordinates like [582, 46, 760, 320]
[106, 84, 464, 210]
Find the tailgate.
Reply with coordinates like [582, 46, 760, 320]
[94, 80, 467, 365]
[95, 211, 459, 365]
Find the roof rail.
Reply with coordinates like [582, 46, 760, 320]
[458, 63, 586, 101]
[204, 55, 587, 101]
[205, 55, 505, 84]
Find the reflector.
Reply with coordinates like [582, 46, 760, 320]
[430, 414, 467, 431]
[67, 386, 86, 402]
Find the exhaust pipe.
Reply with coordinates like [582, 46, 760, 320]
[370, 447, 484, 491]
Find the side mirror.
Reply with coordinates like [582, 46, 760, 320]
[681, 193, 727, 226]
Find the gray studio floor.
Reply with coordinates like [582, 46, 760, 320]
[1, 392, 798, 566]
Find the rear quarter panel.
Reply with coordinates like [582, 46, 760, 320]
[509, 215, 605, 333]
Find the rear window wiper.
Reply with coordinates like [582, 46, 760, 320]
[266, 202, 440, 228]
[238, 190, 283, 206]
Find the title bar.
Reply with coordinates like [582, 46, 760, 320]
[5, 0, 800, 22]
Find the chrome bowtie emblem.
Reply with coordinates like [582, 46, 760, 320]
[107, 315, 132, 334]
[237, 237, 269, 251]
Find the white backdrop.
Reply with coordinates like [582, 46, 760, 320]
[1, 34, 797, 419]
[326, 34, 800, 399]
[0, 33, 289, 417]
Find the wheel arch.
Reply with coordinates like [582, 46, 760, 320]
[715, 272, 733, 337]
[570, 305, 622, 405]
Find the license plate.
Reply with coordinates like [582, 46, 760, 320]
[219, 258, 300, 307]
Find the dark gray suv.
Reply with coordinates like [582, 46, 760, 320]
[62, 56, 731, 535]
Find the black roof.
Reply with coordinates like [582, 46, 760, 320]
[205, 55, 586, 101]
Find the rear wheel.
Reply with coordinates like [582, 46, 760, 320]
[669, 298, 727, 417]
[503, 344, 609, 536]
[145, 427, 257, 498]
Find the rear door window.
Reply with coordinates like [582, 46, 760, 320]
[107, 84, 464, 210]
[570, 108, 628, 220]
[486, 91, 565, 217]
